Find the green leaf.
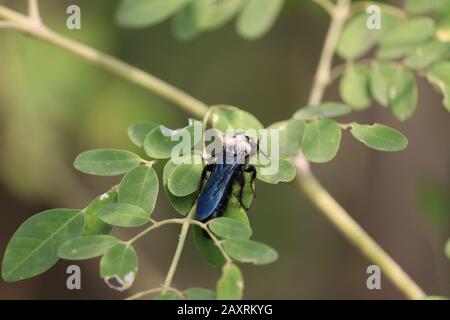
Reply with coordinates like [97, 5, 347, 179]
[58, 235, 119, 260]
[168, 154, 204, 197]
[127, 122, 159, 147]
[404, 38, 450, 70]
[389, 68, 417, 121]
[197, 0, 243, 31]
[173, 0, 243, 40]
[370, 63, 396, 106]
[223, 239, 278, 265]
[185, 287, 216, 300]
[100, 243, 138, 291]
[173, 1, 201, 40]
[339, 64, 372, 110]
[379, 17, 435, 49]
[118, 165, 159, 214]
[143, 124, 198, 159]
[208, 217, 252, 239]
[263, 119, 304, 158]
[427, 61, 450, 111]
[99, 203, 150, 227]
[2, 209, 84, 282]
[301, 119, 342, 163]
[237, 0, 283, 40]
[83, 191, 117, 236]
[294, 102, 351, 120]
[211, 105, 263, 141]
[193, 225, 226, 268]
[163, 159, 197, 215]
[154, 291, 184, 300]
[116, 0, 188, 28]
[256, 158, 296, 184]
[446, 239, 450, 260]
[350, 123, 408, 152]
[74, 149, 142, 176]
[405, 0, 450, 14]
[216, 264, 243, 300]
[194, 198, 250, 267]
[337, 11, 399, 60]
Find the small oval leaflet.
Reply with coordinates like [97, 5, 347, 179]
[73, 149, 142, 176]
[237, 0, 284, 40]
[116, 0, 188, 28]
[99, 203, 150, 227]
[168, 155, 204, 197]
[163, 159, 197, 215]
[216, 263, 243, 300]
[256, 158, 296, 184]
[100, 243, 138, 291]
[127, 122, 159, 147]
[222, 239, 278, 265]
[208, 217, 252, 240]
[118, 165, 159, 214]
[294, 102, 351, 120]
[301, 118, 342, 163]
[350, 123, 408, 152]
[58, 235, 119, 260]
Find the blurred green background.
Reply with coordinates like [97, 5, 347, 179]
[0, 0, 449, 299]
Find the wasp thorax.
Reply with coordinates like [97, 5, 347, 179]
[224, 134, 257, 157]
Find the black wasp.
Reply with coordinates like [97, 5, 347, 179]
[196, 133, 262, 222]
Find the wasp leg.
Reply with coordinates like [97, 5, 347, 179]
[245, 165, 257, 197]
[234, 168, 250, 211]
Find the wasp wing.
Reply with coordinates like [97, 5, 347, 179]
[196, 152, 244, 221]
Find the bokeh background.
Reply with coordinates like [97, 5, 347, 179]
[0, 0, 449, 299]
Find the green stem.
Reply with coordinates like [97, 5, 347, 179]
[127, 219, 185, 244]
[0, 5, 208, 118]
[298, 0, 426, 300]
[161, 208, 196, 293]
[0, 1, 426, 299]
[295, 158, 426, 300]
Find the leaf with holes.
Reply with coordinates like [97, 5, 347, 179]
[100, 243, 138, 291]
[216, 264, 243, 300]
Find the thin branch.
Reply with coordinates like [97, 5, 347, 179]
[0, 1, 427, 300]
[294, 157, 426, 299]
[161, 208, 196, 293]
[301, 0, 426, 300]
[191, 220, 233, 264]
[27, 0, 41, 23]
[126, 219, 185, 244]
[0, 5, 208, 118]
[313, 0, 335, 16]
[125, 287, 162, 300]
[309, 0, 350, 105]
